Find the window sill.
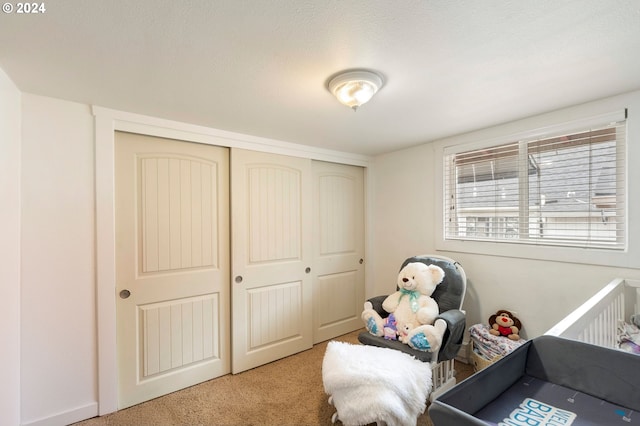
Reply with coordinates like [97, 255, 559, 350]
[436, 238, 637, 269]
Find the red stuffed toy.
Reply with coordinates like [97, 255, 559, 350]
[489, 310, 522, 341]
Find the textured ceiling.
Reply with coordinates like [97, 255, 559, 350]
[1, 0, 639, 155]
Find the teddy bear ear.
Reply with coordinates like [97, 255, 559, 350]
[428, 265, 445, 284]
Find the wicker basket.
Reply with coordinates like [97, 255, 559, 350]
[470, 340, 502, 372]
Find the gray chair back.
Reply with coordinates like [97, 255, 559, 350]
[399, 255, 466, 313]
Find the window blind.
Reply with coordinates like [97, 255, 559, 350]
[443, 112, 627, 249]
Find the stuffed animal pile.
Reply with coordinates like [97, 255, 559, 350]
[361, 262, 447, 353]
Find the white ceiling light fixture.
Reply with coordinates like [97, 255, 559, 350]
[328, 69, 384, 111]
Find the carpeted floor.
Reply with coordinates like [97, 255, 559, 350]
[74, 329, 474, 425]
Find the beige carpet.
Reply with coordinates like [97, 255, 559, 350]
[74, 329, 473, 426]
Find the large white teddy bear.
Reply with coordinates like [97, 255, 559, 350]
[362, 262, 447, 353]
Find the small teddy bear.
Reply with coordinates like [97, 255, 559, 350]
[398, 323, 412, 344]
[489, 310, 522, 341]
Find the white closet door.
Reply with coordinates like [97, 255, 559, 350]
[115, 132, 230, 409]
[312, 161, 365, 343]
[231, 149, 313, 373]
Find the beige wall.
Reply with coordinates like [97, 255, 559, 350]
[0, 66, 21, 426]
[370, 89, 640, 338]
[20, 94, 97, 425]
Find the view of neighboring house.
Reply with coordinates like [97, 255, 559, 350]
[446, 124, 623, 248]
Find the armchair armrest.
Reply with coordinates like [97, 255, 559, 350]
[436, 309, 466, 361]
[365, 295, 388, 317]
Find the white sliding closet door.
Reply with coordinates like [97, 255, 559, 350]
[231, 149, 313, 373]
[312, 161, 365, 343]
[115, 132, 230, 409]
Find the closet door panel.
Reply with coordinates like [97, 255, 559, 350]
[231, 149, 313, 373]
[312, 161, 365, 343]
[115, 132, 230, 409]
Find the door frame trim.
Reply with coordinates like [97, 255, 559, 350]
[93, 106, 371, 415]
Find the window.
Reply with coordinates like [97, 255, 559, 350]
[443, 112, 626, 249]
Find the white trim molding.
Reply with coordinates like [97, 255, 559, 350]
[20, 402, 98, 426]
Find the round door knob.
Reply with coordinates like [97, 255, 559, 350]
[359, 258, 364, 264]
[305, 267, 311, 273]
[119, 289, 131, 299]
[235, 275, 243, 283]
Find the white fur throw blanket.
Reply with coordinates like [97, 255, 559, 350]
[322, 341, 432, 426]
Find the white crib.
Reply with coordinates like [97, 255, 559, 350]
[545, 277, 640, 348]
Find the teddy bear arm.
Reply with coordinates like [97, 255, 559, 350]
[382, 292, 401, 313]
[510, 325, 519, 334]
[416, 299, 439, 325]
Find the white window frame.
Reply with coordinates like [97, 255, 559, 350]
[445, 115, 625, 248]
[434, 104, 638, 269]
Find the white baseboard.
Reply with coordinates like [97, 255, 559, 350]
[21, 402, 98, 426]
